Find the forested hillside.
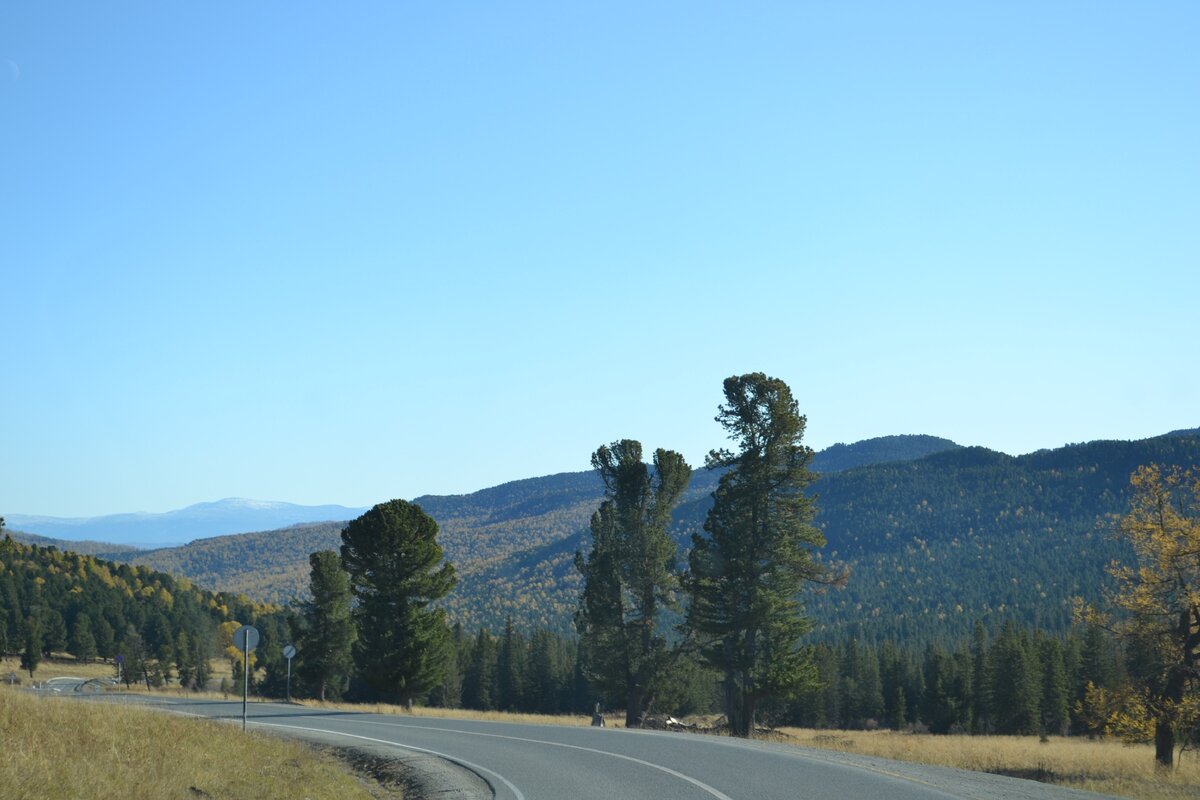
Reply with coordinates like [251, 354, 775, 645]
[120, 523, 345, 604]
[72, 431, 1200, 646]
[451, 432, 1200, 640]
[90, 434, 956, 606]
[0, 534, 267, 683]
[7, 530, 141, 557]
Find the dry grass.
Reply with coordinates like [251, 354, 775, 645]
[293, 697, 616, 727]
[0, 654, 118, 683]
[775, 727, 1200, 800]
[0, 654, 236, 686]
[20, 660, 1190, 800]
[0, 686, 389, 800]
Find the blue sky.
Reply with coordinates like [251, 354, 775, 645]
[2, 2, 1197, 517]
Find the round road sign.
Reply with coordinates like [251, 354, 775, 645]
[282, 644, 296, 660]
[233, 625, 260, 652]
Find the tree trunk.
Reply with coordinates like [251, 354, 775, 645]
[726, 672, 753, 737]
[1155, 718, 1174, 769]
[625, 686, 644, 728]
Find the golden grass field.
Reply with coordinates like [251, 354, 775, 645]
[0, 686, 397, 800]
[773, 727, 1200, 800]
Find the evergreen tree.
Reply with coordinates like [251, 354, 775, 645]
[70, 613, 98, 663]
[463, 628, 498, 710]
[497, 617, 527, 712]
[175, 630, 195, 688]
[95, 617, 116, 661]
[921, 645, 967, 734]
[970, 621, 991, 733]
[191, 634, 213, 691]
[687, 373, 834, 737]
[990, 622, 1040, 734]
[40, 609, 67, 655]
[429, 622, 466, 709]
[297, 551, 356, 701]
[1037, 635, 1070, 735]
[528, 628, 566, 714]
[340, 500, 456, 710]
[21, 620, 41, 678]
[575, 439, 691, 727]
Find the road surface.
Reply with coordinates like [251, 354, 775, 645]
[58, 694, 1119, 800]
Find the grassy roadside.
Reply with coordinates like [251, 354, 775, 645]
[14, 655, 1195, 800]
[0, 687, 398, 800]
[260, 698, 1200, 800]
[774, 727, 1199, 800]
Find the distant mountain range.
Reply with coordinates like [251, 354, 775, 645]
[10, 429, 1200, 646]
[4, 498, 368, 548]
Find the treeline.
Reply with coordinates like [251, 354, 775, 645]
[790, 621, 1121, 735]
[0, 533, 268, 687]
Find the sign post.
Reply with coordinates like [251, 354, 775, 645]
[115, 654, 124, 690]
[282, 644, 297, 703]
[232, 625, 260, 732]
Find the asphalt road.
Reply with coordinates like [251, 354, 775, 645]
[60, 694, 1120, 800]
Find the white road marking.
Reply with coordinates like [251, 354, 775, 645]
[251, 719, 527, 800]
[316, 715, 734, 800]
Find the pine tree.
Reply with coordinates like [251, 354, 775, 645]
[70, 613, 98, 663]
[191, 634, 212, 691]
[1037, 635, 1070, 736]
[41, 609, 67, 655]
[575, 440, 691, 727]
[340, 500, 456, 709]
[429, 622, 466, 709]
[970, 621, 991, 733]
[687, 373, 834, 737]
[990, 622, 1040, 734]
[21, 620, 41, 678]
[297, 551, 356, 701]
[497, 617, 527, 712]
[463, 628, 498, 710]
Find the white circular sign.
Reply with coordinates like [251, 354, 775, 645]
[233, 625, 260, 652]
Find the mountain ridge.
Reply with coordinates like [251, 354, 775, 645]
[5, 434, 961, 548]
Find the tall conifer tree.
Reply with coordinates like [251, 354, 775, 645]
[687, 373, 835, 737]
[575, 439, 691, 727]
[341, 500, 456, 710]
[298, 550, 356, 701]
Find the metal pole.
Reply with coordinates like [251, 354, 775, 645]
[286, 657, 291, 703]
[242, 638, 249, 732]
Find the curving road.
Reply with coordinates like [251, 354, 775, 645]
[62, 694, 1118, 800]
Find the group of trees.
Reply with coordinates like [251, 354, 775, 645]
[791, 621, 1121, 736]
[575, 373, 838, 736]
[0, 517, 265, 690]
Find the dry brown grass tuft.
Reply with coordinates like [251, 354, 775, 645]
[0, 687, 387, 800]
[775, 727, 1200, 800]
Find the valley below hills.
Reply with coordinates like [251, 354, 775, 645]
[10, 430, 1200, 645]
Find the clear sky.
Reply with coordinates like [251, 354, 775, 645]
[2, 2, 1197, 517]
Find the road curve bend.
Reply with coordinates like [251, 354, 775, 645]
[65, 695, 1120, 800]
